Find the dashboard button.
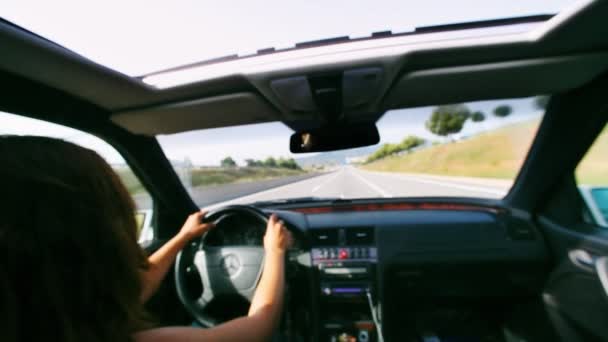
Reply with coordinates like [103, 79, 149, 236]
[360, 248, 368, 258]
[339, 248, 348, 260]
[329, 248, 337, 259]
[369, 248, 377, 259]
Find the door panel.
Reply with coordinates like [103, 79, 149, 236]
[539, 217, 608, 341]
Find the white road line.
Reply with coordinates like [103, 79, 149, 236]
[365, 170, 506, 196]
[350, 169, 392, 197]
[312, 171, 342, 193]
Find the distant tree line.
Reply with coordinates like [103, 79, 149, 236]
[245, 157, 300, 169]
[366, 135, 425, 163]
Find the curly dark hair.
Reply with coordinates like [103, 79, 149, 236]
[0, 136, 151, 342]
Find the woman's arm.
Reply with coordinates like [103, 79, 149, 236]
[134, 214, 292, 342]
[140, 211, 213, 303]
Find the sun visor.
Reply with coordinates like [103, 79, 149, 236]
[384, 53, 608, 109]
[110, 92, 281, 135]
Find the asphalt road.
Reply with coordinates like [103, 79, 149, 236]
[132, 172, 325, 210]
[205, 166, 510, 210]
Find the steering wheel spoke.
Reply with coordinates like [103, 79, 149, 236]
[194, 247, 264, 293]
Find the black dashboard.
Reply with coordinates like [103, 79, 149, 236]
[259, 200, 550, 342]
[199, 199, 550, 341]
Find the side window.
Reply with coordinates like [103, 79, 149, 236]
[0, 111, 154, 241]
[576, 124, 608, 228]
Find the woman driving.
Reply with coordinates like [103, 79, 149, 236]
[0, 136, 292, 342]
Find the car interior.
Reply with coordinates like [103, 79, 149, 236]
[2, 1, 608, 341]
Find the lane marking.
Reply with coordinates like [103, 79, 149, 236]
[350, 169, 392, 197]
[364, 170, 506, 196]
[312, 171, 342, 193]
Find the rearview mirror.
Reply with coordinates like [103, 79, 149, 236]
[290, 123, 380, 153]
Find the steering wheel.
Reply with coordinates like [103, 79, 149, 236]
[174, 205, 268, 327]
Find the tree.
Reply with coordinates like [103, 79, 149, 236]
[278, 158, 300, 170]
[245, 159, 257, 167]
[534, 96, 550, 110]
[425, 104, 471, 137]
[365, 135, 425, 163]
[471, 111, 486, 122]
[263, 157, 277, 168]
[220, 156, 237, 168]
[493, 105, 512, 117]
[398, 136, 425, 151]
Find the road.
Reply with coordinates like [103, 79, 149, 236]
[204, 166, 511, 210]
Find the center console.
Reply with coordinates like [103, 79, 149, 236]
[310, 227, 380, 342]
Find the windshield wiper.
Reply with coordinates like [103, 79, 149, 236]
[250, 196, 339, 208]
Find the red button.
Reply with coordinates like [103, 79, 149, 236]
[339, 249, 349, 259]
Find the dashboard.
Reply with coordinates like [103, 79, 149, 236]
[200, 199, 549, 341]
[266, 199, 548, 341]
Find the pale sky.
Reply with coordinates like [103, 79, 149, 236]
[2, 0, 575, 76]
[0, 2, 562, 165]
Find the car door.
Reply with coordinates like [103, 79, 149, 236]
[538, 124, 608, 342]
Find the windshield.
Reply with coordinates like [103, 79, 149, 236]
[158, 96, 546, 208]
[2, 1, 575, 76]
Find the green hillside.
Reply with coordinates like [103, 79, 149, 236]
[363, 120, 540, 179]
[364, 119, 607, 185]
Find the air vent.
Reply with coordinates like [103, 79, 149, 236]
[310, 229, 339, 246]
[505, 218, 536, 241]
[346, 226, 375, 245]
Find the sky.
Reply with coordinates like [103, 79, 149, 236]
[1, 0, 576, 76]
[0, 1, 567, 165]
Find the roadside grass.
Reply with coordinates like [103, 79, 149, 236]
[364, 119, 608, 185]
[577, 125, 608, 186]
[114, 167, 146, 194]
[190, 167, 305, 187]
[114, 166, 306, 195]
[363, 120, 541, 179]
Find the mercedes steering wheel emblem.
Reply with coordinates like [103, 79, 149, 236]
[221, 254, 241, 277]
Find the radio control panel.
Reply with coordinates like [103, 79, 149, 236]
[312, 247, 377, 266]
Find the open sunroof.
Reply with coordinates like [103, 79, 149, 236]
[1, 0, 577, 77]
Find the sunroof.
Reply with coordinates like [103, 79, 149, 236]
[2, 0, 577, 77]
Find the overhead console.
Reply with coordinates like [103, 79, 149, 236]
[269, 67, 386, 127]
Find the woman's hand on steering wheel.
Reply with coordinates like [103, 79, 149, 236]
[264, 214, 293, 254]
[178, 210, 215, 241]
